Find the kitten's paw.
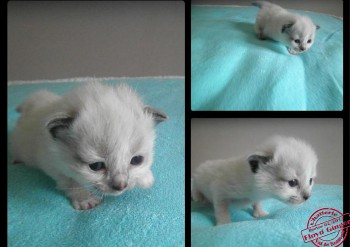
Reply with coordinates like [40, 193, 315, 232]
[253, 210, 268, 218]
[258, 32, 266, 40]
[72, 197, 102, 210]
[288, 48, 298, 55]
[137, 172, 154, 189]
[216, 218, 231, 225]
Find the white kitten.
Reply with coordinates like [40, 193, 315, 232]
[252, 1, 319, 55]
[11, 81, 168, 210]
[192, 136, 318, 225]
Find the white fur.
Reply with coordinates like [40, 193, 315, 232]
[11, 80, 167, 210]
[252, 1, 319, 55]
[192, 136, 318, 225]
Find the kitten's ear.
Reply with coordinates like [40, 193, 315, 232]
[144, 106, 168, 125]
[247, 154, 272, 173]
[46, 113, 74, 141]
[315, 25, 320, 30]
[281, 23, 294, 33]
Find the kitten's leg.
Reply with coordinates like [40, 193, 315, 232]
[254, 24, 266, 40]
[12, 150, 23, 165]
[258, 32, 266, 40]
[287, 47, 298, 55]
[252, 201, 268, 218]
[57, 177, 102, 210]
[12, 160, 23, 165]
[191, 186, 210, 205]
[213, 199, 231, 225]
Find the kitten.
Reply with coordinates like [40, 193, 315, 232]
[192, 136, 317, 225]
[252, 1, 319, 55]
[11, 81, 168, 210]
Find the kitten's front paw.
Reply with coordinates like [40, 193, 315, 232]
[253, 210, 268, 218]
[137, 172, 154, 189]
[72, 197, 102, 210]
[287, 48, 298, 55]
[258, 32, 266, 40]
[216, 218, 231, 225]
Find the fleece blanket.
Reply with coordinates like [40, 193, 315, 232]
[8, 77, 184, 247]
[191, 6, 343, 110]
[191, 184, 343, 247]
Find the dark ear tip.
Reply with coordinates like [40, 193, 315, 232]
[144, 106, 168, 124]
[46, 114, 74, 139]
[156, 111, 169, 121]
[248, 156, 259, 173]
[281, 23, 294, 33]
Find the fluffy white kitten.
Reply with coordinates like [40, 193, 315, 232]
[252, 1, 319, 55]
[11, 81, 168, 210]
[192, 136, 318, 225]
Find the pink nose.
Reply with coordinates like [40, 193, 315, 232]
[111, 181, 127, 191]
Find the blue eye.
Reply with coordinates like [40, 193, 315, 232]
[307, 39, 312, 43]
[89, 162, 106, 171]
[294, 39, 300, 44]
[288, 179, 299, 187]
[130, 155, 144, 165]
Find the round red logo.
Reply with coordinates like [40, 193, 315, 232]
[301, 208, 349, 247]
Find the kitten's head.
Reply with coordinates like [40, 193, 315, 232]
[248, 136, 318, 204]
[281, 15, 319, 54]
[46, 81, 167, 195]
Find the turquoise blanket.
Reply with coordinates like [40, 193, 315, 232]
[191, 184, 343, 247]
[191, 6, 343, 110]
[8, 78, 185, 247]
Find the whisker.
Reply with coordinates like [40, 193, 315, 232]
[58, 181, 100, 191]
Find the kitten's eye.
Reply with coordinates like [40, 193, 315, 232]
[89, 162, 106, 171]
[309, 178, 313, 185]
[288, 179, 299, 187]
[307, 39, 312, 43]
[130, 155, 144, 165]
[294, 39, 300, 44]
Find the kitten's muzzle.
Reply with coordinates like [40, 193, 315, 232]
[111, 181, 128, 191]
[110, 174, 128, 191]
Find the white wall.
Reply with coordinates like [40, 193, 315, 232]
[191, 118, 343, 185]
[8, 1, 184, 81]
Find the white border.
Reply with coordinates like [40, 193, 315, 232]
[8, 76, 184, 86]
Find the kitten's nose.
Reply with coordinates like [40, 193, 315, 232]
[303, 195, 310, 200]
[111, 181, 128, 191]
[300, 47, 305, 51]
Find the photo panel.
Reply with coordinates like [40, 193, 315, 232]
[191, 0, 343, 111]
[190, 118, 345, 246]
[8, 1, 185, 247]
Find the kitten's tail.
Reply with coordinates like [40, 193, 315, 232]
[251, 1, 272, 8]
[16, 90, 60, 113]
